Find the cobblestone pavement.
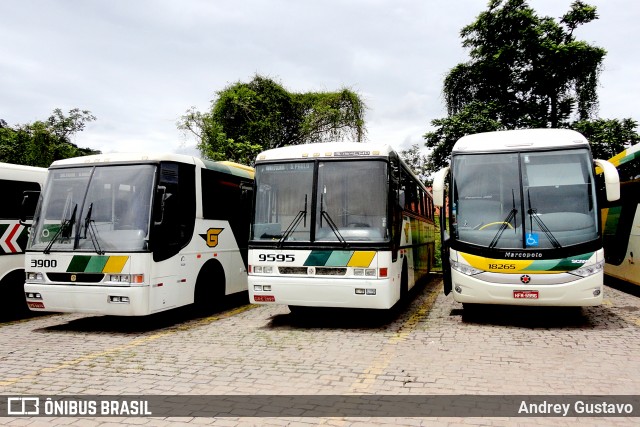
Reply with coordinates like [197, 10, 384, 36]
[0, 274, 639, 426]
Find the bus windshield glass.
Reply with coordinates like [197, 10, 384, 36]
[451, 148, 598, 249]
[252, 160, 389, 243]
[29, 165, 156, 252]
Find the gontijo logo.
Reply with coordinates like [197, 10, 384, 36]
[199, 228, 224, 248]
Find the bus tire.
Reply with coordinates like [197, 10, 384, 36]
[194, 261, 226, 314]
[0, 270, 29, 317]
[400, 260, 409, 300]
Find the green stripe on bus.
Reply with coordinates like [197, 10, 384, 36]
[304, 250, 334, 266]
[67, 255, 91, 272]
[85, 256, 109, 273]
[325, 251, 353, 266]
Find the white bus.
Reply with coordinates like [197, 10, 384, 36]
[432, 129, 620, 308]
[248, 142, 436, 311]
[0, 163, 47, 316]
[24, 153, 254, 316]
[601, 143, 640, 286]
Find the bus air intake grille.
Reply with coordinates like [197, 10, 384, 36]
[46, 273, 105, 283]
[315, 267, 347, 276]
[278, 267, 308, 275]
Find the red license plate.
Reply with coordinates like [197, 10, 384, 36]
[27, 301, 45, 309]
[513, 290, 539, 299]
[254, 295, 275, 302]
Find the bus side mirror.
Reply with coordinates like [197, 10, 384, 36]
[153, 186, 167, 225]
[20, 190, 40, 225]
[594, 159, 620, 202]
[432, 167, 449, 207]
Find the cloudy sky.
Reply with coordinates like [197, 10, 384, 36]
[2, 0, 638, 156]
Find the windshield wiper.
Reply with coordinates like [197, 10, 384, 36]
[81, 202, 104, 255]
[320, 194, 347, 246]
[44, 204, 77, 254]
[278, 195, 307, 246]
[489, 189, 518, 249]
[526, 190, 561, 249]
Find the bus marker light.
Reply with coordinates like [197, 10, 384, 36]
[263, 285, 272, 291]
[28, 302, 45, 309]
[355, 289, 365, 295]
[593, 288, 601, 297]
[25, 292, 42, 299]
[454, 286, 462, 293]
[379, 268, 388, 277]
[365, 289, 376, 295]
[254, 285, 263, 291]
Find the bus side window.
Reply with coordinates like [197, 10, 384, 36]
[1, 179, 41, 220]
[152, 163, 196, 262]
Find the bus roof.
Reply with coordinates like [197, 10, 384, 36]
[0, 162, 47, 183]
[452, 129, 589, 154]
[50, 153, 254, 179]
[256, 142, 396, 162]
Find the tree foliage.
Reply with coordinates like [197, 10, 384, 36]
[422, 0, 638, 176]
[179, 75, 367, 165]
[0, 108, 99, 167]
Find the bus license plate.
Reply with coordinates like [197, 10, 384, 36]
[27, 301, 45, 309]
[513, 290, 538, 299]
[254, 295, 275, 302]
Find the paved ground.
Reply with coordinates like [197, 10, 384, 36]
[0, 274, 639, 426]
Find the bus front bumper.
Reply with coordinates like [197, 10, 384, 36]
[248, 276, 398, 309]
[24, 283, 152, 316]
[450, 270, 604, 306]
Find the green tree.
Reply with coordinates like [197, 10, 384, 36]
[423, 0, 623, 175]
[400, 144, 431, 185]
[179, 75, 367, 165]
[0, 108, 99, 167]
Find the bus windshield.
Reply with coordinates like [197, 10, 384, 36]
[29, 165, 156, 252]
[451, 148, 598, 249]
[252, 160, 389, 243]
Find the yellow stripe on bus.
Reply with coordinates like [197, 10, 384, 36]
[102, 256, 129, 273]
[459, 252, 535, 272]
[347, 251, 376, 268]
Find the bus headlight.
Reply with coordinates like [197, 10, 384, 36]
[108, 274, 144, 284]
[26, 272, 44, 282]
[570, 260, 604, 277]
[450, 260, 483, 276]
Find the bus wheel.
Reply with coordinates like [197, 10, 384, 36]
[194, 262, 225, 315]
[400, 260, 409, 300]
[288, 305, 313, 316]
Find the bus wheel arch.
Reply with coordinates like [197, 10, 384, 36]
[194, 259, 226, 313]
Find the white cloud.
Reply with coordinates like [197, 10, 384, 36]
[1, 0, 637, 158]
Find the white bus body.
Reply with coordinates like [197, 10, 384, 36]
[248, 142, 436, 310]
[0, 163, 47, 315]
[601, 143, 640, 286]
[432, 129, 620, 307]
[24, 153, 254, 316]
